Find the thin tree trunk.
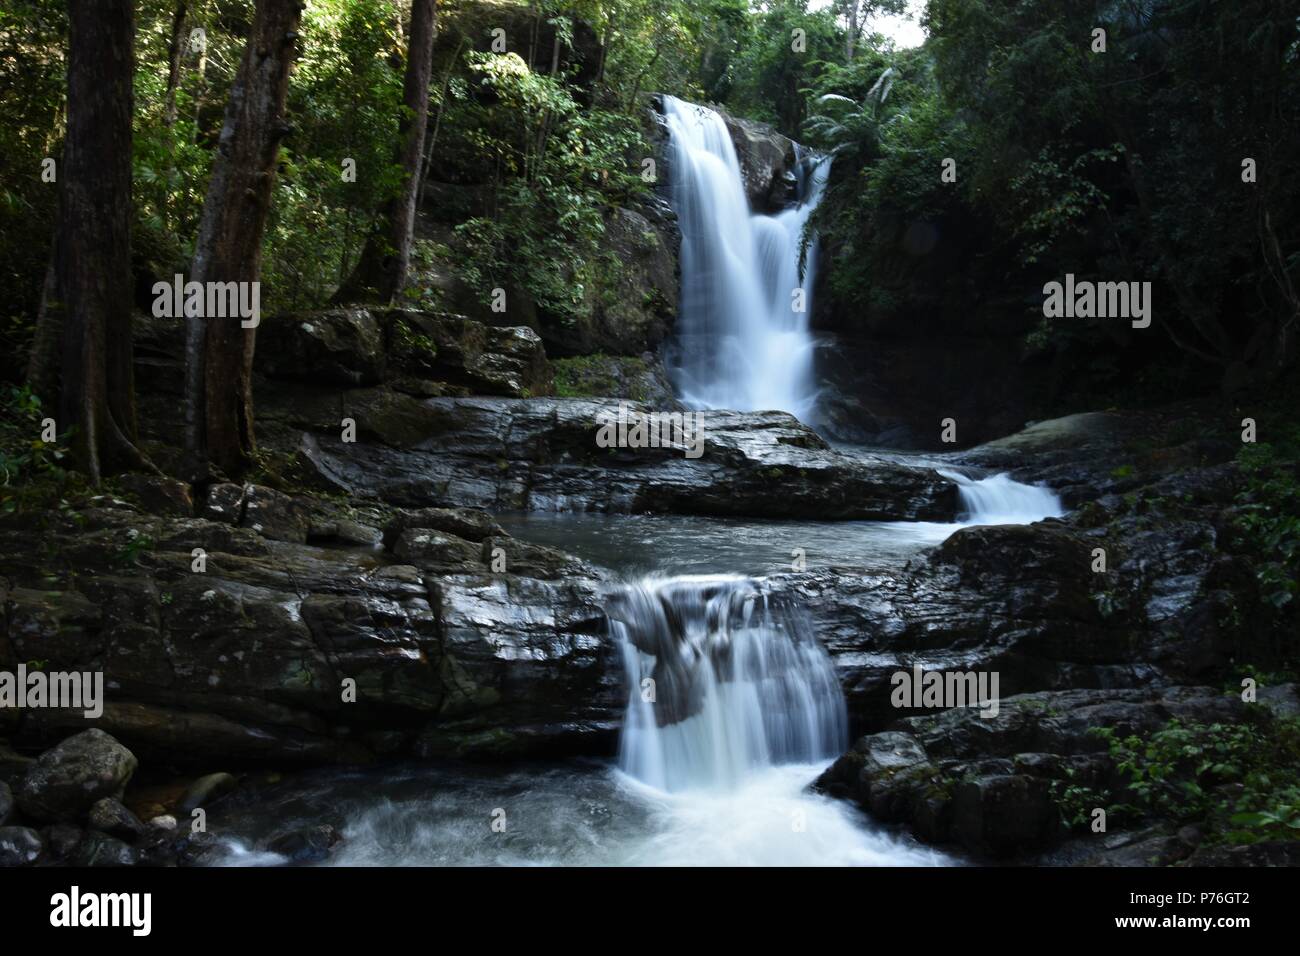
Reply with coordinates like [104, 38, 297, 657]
[56, 0, 144, 484]
[26, 247, 60, 404]
[336, 0, 437, 305]
[417, 32, 466, 212]
[528, 6, 539, 71]
[185, 0, 302, 479]
[847, 2, 859, 62]
[164, 2, 187, 126]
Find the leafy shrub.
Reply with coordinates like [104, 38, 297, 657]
[1055, 715, 1300, 845]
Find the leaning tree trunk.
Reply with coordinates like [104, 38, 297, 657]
[336, 0, 437, 305]
[55, 0, 142, 484]
[185, 0, 301, 480]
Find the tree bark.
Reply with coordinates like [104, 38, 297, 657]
[185, 0, 302, 479]
[55, 0, 142, 484]
[26, 247, 60, 404]
[336, 0, 437, 305]
[163, 2, 187, 126]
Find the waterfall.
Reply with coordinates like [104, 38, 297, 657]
[937, 469, 1065, 525]
[606, 574, 846, 793]
[661, 95, 828, 420]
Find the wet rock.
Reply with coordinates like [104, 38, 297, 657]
[952, 774, 1060, 858]
[42, 823, 84, 862]
[241, 485, 312, 543]
[423, 573, 622, 753]
[117, 474, 194, 517]
[382, 506, 505, 547]
[309, 516, 382, 547]
[479, 536, 595, 580]
[817, 687, 1246, 860]
[200, 482, 248, 524]
[552, 353, 680, 406]
[546, 208, 676, 356]
[0, 826, 43, 866]
[257, 308, 387, 386]
[178, 772, 238, 815]
[73, 830, 140, 866]
[390, 528, 484, 568]
[718, 110, 798, 212]
[294, 397, 958, 520]
[1, 585, 104, 670]
[386, 310, 554, 398]
[266, 823, 343, 864]
[173, 829, 222, 866]
[88, 797, 148, 840]
[0, 780, 11, 825]
[17, 730, 138, 823]
[155, 516, 272, 558]
[1074, 828, 1191, 867]
[0, 744, 35, 789]
[0, 498, 619, 765]
[1256, 683, 1300, 720]
[1186, 841, 1300, 866]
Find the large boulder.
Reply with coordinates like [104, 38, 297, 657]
[719, 111, 798, 212]
[17, 730, 138, 823]
[550, 207, 677, 357]
[87, 797, 147, 840]
[257, 308, 387, 386]
[386, 310, 554, 397]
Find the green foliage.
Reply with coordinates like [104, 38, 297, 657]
[805, 47, 976, 317]
[263, 0, 405, 312]
[447, 50, 647, 324]
[725, 0, 842, 136]
[924, 0, 1300, 372]
[0, 385, 64, 488]
[552, 353, 649, 398]
[1235, 431, 1300, 609]
[1056, 716, 1300, 845]
[0, 384, 85, 515]
[0, 0, 66, 380]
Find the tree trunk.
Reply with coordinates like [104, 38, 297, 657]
[418, 32, 466, 212]
[26, 247, 60, 404]
[163, 2, 187, 126]
[55, 0, 142, 484]
[336, 0, 437, 305]
[185, 0, 302, 480]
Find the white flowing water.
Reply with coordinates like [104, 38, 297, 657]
[662, 95, 827, 420]
[597, 573, 945, 865]
[608, 575, 846, 792]
[938, 469, 1065, 526]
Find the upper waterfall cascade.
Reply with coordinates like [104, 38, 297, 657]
[661, 95, 828, 421]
